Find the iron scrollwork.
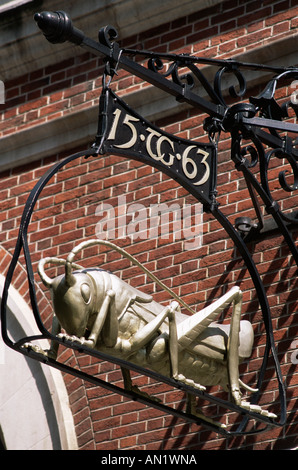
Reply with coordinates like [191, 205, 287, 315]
[232, 71, 298, 241]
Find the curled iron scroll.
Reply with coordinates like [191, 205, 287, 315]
[214, 65, 247, 106]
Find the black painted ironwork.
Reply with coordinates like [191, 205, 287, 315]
[1, 10, 298, 437]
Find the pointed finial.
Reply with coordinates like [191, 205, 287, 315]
[34, 11, 84, 45]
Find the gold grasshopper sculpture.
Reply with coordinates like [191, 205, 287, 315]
[35, 239, 276, 425]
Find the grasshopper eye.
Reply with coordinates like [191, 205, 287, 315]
[80, 283, 91, 304]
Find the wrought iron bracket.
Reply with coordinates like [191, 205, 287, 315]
[34, 11, 298, 248]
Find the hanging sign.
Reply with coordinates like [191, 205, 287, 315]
[95, 90, 216, 208]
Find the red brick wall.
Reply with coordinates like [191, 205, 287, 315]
[0, 0, 297, 450]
